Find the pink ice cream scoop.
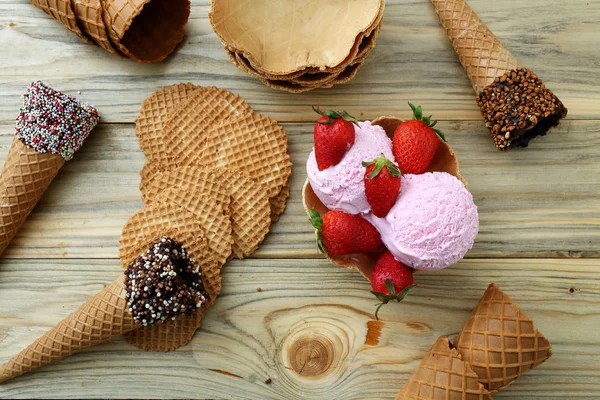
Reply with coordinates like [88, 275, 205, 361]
[307, 121, 394, 215]
[366, 172, 478, 270]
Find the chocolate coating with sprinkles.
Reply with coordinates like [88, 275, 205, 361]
[477, 68, 568, 150]
[14, 81, 99, 160]
[124, 236, 209, 327]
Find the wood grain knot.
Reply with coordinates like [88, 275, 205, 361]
[287, 333, 335, 377]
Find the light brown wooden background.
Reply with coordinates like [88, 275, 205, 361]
[1, 0, 599, 398]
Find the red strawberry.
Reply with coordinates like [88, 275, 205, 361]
[392, 103, 446, 175]
[362, 154, 401, 218]
[312, 106, 358, 171]
[309, 209, 382, 256]
[370, 250, 415, 319]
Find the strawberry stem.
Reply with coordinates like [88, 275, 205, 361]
[312, 106, 358, 126]
[372, 282, 415, 320]
[308, 209, 327, 255]
[407, 102, 446, 142]
[362, 154, 400, 179]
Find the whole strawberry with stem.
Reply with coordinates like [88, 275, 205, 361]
[363, 154, 401, 218]
[312, 106, 358, 171]
[370, 250, 415, 319]
[392, 102, 446, 175]
[309, 209, 382, 256]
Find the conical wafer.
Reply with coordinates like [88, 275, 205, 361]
[72, 0, 118, 54]
[302, 116, 464, 279]
[431, 0, 567, 150]
[0, 275, 138, 383]
[120, 227, 209, 352]
[211, 167, 271, 259]
[118, 203, 221, 300]
[150, 186, 233, 266]
[102, 0, 190, 63]
[396, 336, 492, 400]
[210, 0, 383, 75]
[135, 83, 204, 165]
[30, 0, 94, 44]
[0, 138, 65, 254]
[454, 284, 553, 393]
[161, 87, 253, 169]
[198, 113, 292, 199]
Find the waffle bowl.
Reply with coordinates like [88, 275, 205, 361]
[302, 116, 464, 279]
[211, 0, 385, 92]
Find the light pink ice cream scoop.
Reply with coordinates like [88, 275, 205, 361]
[366, 172, 478, 270]
[307, 121, 394, 215]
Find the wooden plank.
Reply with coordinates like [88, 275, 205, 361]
[0, 257, 598, 399]
[0, 119, 598, 259]
[0, 0, 598, 123]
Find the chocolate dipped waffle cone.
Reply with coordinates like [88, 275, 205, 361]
[454, 284, 552, 393]
[0, 82, 98, 256]
[431, 0, 567, 150]
[396, 336, 492, 400]
[302, 116, 464, 279]
[0, 275, 138, 383]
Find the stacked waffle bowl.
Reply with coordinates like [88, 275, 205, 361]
[30, 0, 190, 62]
[210, 0, 385, 93]
[396, 284, 553, 399]
[0, 83, 292, 382]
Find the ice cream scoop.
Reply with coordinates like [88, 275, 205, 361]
[366, 172, 478, 271]
[307, 120, 394, 215]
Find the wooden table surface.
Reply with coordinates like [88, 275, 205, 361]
[1, 0, 599, 398]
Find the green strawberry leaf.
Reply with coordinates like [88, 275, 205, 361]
[407, 102, 447, 142]
[362, 154, 401, 180]
[308, 209, 327, 255]
[385, 279, 397, 297]
[312, 106, 358, 125]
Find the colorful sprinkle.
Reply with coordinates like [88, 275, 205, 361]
[14, 81, 100, 160]
[124, 236, 209, 327]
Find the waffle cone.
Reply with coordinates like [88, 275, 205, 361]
[30, 0, 94, 44]
[454, 284, 552, 393]
[102, 0, 190, 62]
[396, 336, 492, 400]
[302, 116, 464, 279]
[0, 137, 65, 255]
[0, 275, 138, 383]
[72, 0, 118, 54]
[210, 0, 383, 75]
[431, 0, 519, 94]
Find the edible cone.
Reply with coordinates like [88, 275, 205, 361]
[0, 275, 138, 383]
[0, 137, 65, 255]
[396, 336, 492, 400]
[30, 0, 94, 44]
[302, 116, 464, 279]
[72, 0, 119, 54]
[454, 284, 553, 393]
[431, 0, 567, 150]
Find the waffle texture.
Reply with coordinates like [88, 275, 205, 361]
[270, 182, 290, 224]
[0, 276, 138, 383]
[454, 284, 553, 393]
[0, 137, 65, 255]
[162, 87, 253, 168]
[72, 0, 117, 53]
[396, 336, 492, 399]
[430, 0, 519, 94]
[31, 0, 93, 43]
[135, 83, 204, 165]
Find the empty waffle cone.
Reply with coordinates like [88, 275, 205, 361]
[396, 336, 492, 400]
[101, 0, 190, 62]
[0, 275, 138, 383]
[72, 0, 118, 54]
[431, 0, 567, 150]
[30, 0, 94, 44]
[454, 284, 553, 394]
[302, 116, 464, 279]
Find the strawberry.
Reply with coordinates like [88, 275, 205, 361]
[392, 102, 446, 175]
[312, 106, 358, 171]
[370, 250, 415, 319]
[308, 209, 382, 256]
[362, 154, 401, 218]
